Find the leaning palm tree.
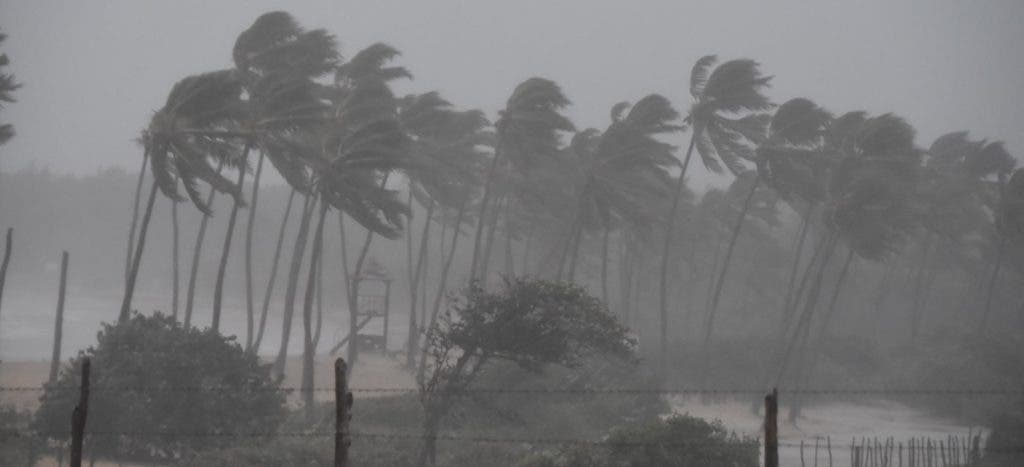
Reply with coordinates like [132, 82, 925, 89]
[659, 56, 772, 369]
[231, 11, 339, 343]
[701, 98, 828, 352]
[469, 78, 575, 282]
[981, 158, 1021, 331]
[123, 70, 246, 324]
[0, 29, 19, 147]
[562, 95, 680, 282]
[398, 92, 490, 366]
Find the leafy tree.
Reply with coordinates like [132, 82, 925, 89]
[417, 278, 634, 466]
[33, 313, 287, 462]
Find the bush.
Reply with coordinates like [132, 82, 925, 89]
[519, 414, 759, 467]
[32, 312, 287, 462]
[0, 404, 44, 465]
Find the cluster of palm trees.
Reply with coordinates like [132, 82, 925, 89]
[119, 11, 1023, 409]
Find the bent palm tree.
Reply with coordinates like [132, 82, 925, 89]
[659, 56, 772, 370]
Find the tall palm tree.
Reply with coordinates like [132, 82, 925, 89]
[702, 98, 828, 351]
[0, 29, 19, 147]
[982, 157, 1021, 331]
[659, 56, 772, 369]
[232, 11, 340, 344]
[123, 70, 245, 324]
[562, 95, 680, 282]
[469, 78, 574, 282]
[398, 92, 490, 366]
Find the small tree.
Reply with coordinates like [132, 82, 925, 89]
[33, 312, 287, 463]
[416, 278, 635, 466]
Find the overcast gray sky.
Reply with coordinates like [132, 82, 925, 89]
[1, 0, 1022, 189]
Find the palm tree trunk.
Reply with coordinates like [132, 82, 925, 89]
[504, 200, 515, 277]
[469, 153, 502, 281]
[119, 181, 159, 323]
[183, 162, 226, 328]
[781, 201, 814, 318]
[601, 226, 610, 305]
[49, 251, 69, 384]
[313, 243, 325, 350]
[273, 194, 316, 380]
[702, 177, 759, 350]
[909, 234, 933, 342]
[125, 152, 150, 282]
[212, 157, 249, 333]
[343, 174, 392, 371]
[478, 196, 503, 283]
[252, 188, 296, 354]
[407, 203, 434, 367]
[170, 193, 180, 321]
[0, 228, 12, 328]
[302, 201, 329, 418]
[791, 247, 855, 421]
[418, 200, 468, 383]
[981, 236, 1006, 333]
[244, 152, 265, 350]
[566, 217, 585, 282]
[659, 134, 698, 374]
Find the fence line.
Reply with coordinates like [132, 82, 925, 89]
[2, 385, 1022, 395]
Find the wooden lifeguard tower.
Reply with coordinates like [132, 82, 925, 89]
[330, 257, 393, 355]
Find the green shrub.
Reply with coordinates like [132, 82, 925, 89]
[0, 404, 44, 466]
[32, 312, 287, 462]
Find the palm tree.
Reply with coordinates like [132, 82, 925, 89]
[659, 56, 772, 369]
[702, 98, 829, 351]
[251, 188, 296, 354]
[232, 11, 340, 344]
[562, 95, 680, 282]
[982, 158, 1021, 331]
[469, 78, 574, 282]
[123, 70, 245, 324]
[398, 92, 490, 366]
[0, 29, 19, 147]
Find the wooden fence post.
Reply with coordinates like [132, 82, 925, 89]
[765, 388, 778, 467]
[49, 251, 69, 384]
[70, 357, 90, 467]
[335, 358, 353, 467]
[0, 228, 12, 326]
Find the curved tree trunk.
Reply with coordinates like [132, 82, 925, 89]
[0, 228, 12, 328]
[478, 196, 503, 284]
[313, 242, 325, 350]
[244, 152, 265, 349]
[170, 193, 180, 321]
[909, 234, 933, 342]
[212, 157, 249, 332]
[343, 175, 392, 371]
[407, 203, 433, 367]
[119, 181, 159, 323]
[781, 201, 814, 319]
[418, 201, 468, 383]
[601, 226, 610, 305]
[658, 134, 698, 374]
[273, 194, 315, 380]
[183, 162, 226, 328]
[702, 177, 759, 350]
[252, 188, 296, 354]
[981, 237, 1006, 333]
[125, 152, 150, 282]
[302, 201, 329, 418]
[790, 247, 855, 421]
[469, 153, 502, 281]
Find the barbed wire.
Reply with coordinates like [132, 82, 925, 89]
[1, 385, 1022, 396]
[0, 428, 1007, 452]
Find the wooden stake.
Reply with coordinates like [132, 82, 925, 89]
[335, 358, 353, 467]
[765, 388, 778, 467]
[70, 357, 90, 467]
[49, 251, 69, 384]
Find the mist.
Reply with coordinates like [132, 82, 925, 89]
[1, 2, 1023, 466]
